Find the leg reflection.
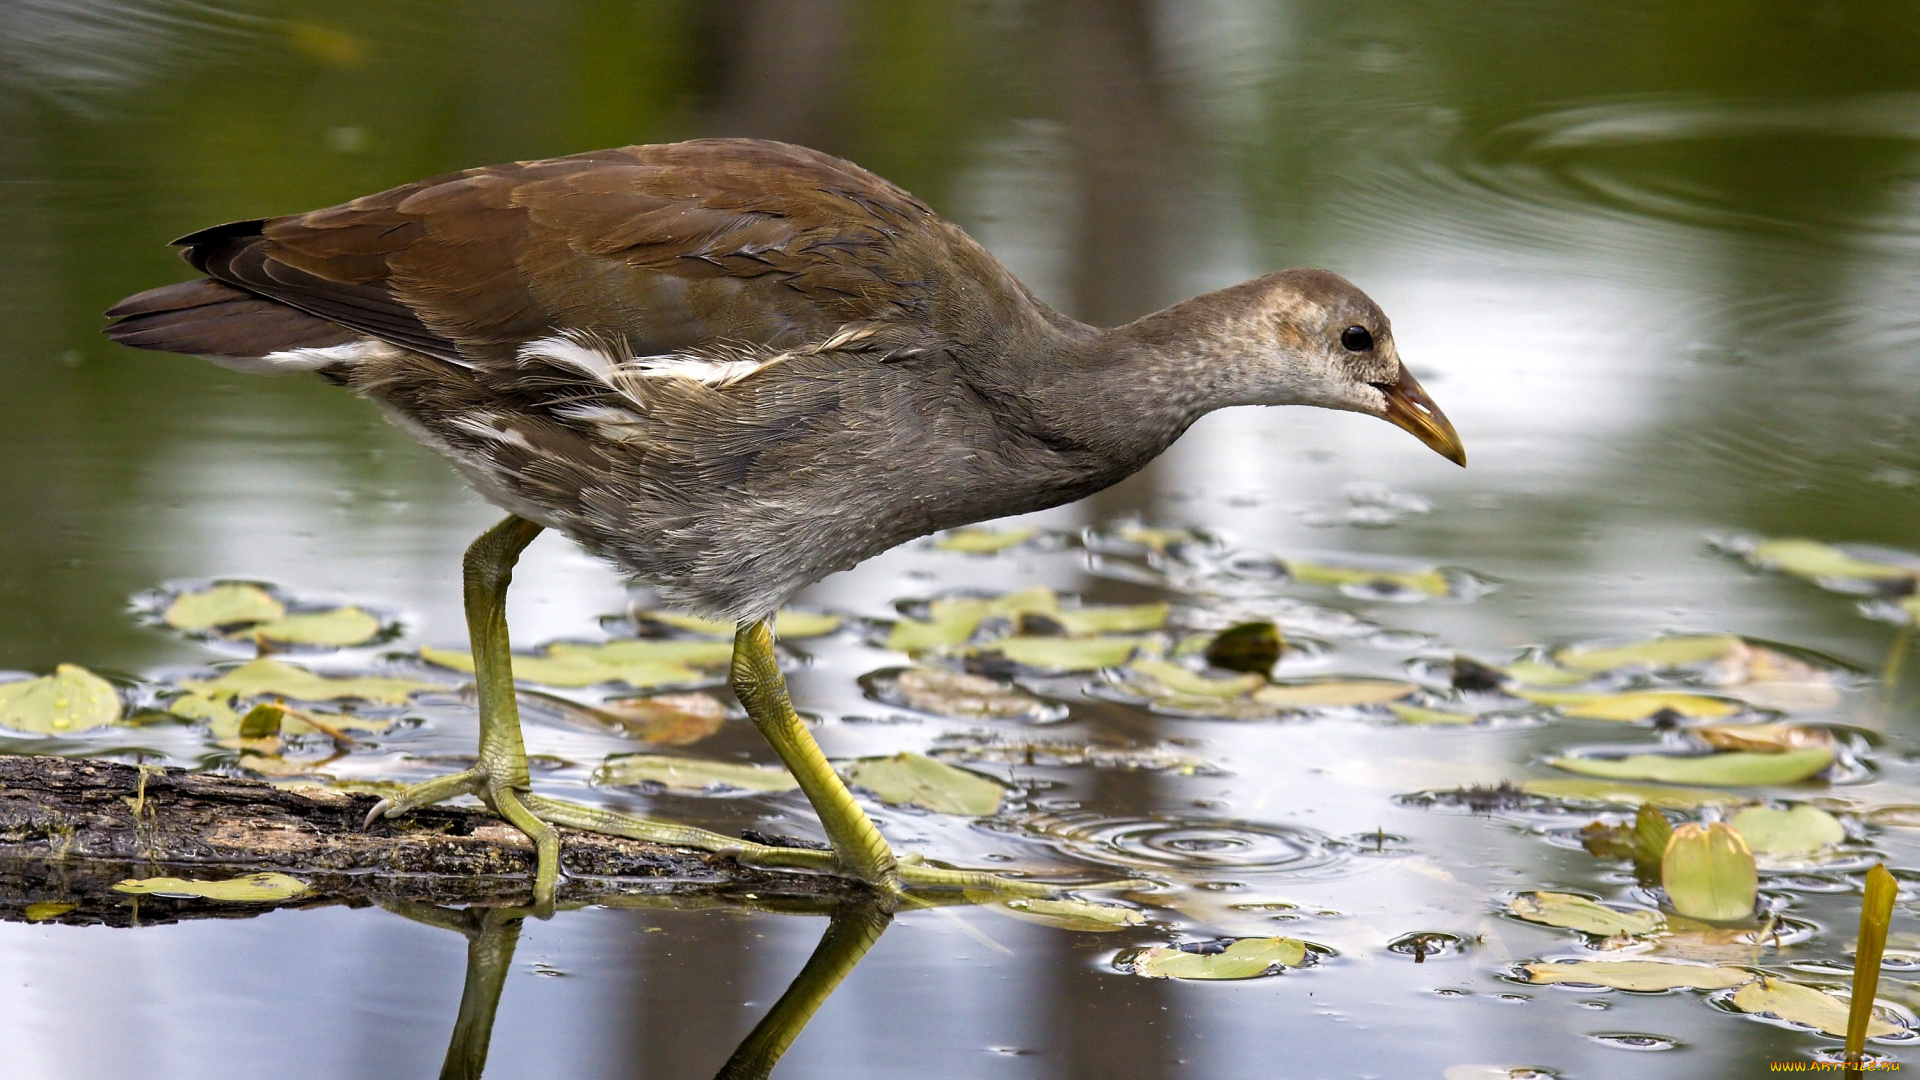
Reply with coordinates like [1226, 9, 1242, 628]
[715, 901, 893, 1080]
[383, 901, 525, 1080]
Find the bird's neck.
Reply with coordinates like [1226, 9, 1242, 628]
[1004, 287, 1271, 468]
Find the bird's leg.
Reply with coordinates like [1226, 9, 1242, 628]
[714, 901, 893, 1080]
[729, 620, 1073, 898]
[732, 618, 901, 892]
[367, 516, 841, 903]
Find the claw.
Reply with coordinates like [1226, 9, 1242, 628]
[362, 798, 392, 831]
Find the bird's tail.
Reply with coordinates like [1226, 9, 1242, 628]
[103, 277, 367, 375]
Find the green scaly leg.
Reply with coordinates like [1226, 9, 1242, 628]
[729, 618, 1072, 899]
[364, 516, 842, 903]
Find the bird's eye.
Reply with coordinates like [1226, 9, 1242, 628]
[1341, 325, 1374, 352]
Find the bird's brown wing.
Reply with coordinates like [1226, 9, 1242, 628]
[120, 140, 970, 365]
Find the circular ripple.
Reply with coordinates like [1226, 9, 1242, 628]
[1014, 813, 1349, 875]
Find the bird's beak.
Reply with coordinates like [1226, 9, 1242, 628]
[1375, 365, 1466, 466]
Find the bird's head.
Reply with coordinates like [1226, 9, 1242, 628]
[1207, 269, 1466, 467]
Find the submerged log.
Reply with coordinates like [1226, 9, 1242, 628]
[0, 753, 847, 926]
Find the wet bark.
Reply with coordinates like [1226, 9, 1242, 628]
[0, 754, 849, 927]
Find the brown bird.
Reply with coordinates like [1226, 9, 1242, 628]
[104, 139, 1464, 903]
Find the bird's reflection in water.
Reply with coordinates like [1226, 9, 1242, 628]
[384, 897, 895, 1080]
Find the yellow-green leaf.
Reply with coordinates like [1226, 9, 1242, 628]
[1553, 635, 1743, 673]
[1286, 560, 1451, 598]
[112, 872, 309, 902]
[1252, 679, 1415, 708]
[1520, 959, 1750, 991]
[1388, 703, 1479, 725]
[1732, 977, 1900, 1038]
[935, 525, 1038, 553]
[995, 896, 1146, 932]
[181, 658, 436, 705]
[548, 640, 734, 667]
[1750, 538, 1918, 584]
[1730, 805, 1845, 856]
[1126, 937, 1308, 980]
[1054, 603, 1169, 635]
[643, 609, 842, 639]
[162, 583, 285, 631]
[24, 901, 75, 921]
[1514, 688, 1742, 721]
[0, 664, 123, 734]
[1635, 803, 1675, 865]
[984, 636, 1142, 672]
[1663, 822, 1757, 922]
[248, 606, 383, 647]
[1550, 747, 1834, 787]
[1500, 659, 1590, 686]
[1126, 659, 1264, 699]
[595, 755, 799, 793]
[844, 752, 1004, 815]
[884, 587, 1060, 651]
[421, 645, 709, 689]
[1520, 778, 1752, 809]
[1508, 892, 1664, 937]
[167, 690, 242, 733]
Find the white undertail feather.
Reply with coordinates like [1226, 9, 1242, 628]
[211, 340, 392, 376]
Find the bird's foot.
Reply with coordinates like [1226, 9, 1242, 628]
[363, 769, 841, 905]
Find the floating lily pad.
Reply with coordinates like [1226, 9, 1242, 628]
[112, 872, 309, 902]
[1110, 524, 1200, 553]
[881, 667, 1054, 721]
[1499, 658, 1590, 686]
[420, 644, 717, 689]
[981, 636, 1142, 672]
[165, 690, 242, 731]
[1388, 703, 1480, 725]
[1286, 560, 1452, 600]
[885, 587, 1059, 651]
[0, 664, 122, 734]
[935, 739, 1214, 773]
[1252, 679, 1416, 708]
[595, 755, 799, 793]
[1704, 643, 1844, 712]
[843, 752, 1004, 815]
[642, 609, 842, 639]
[1732, 977, 1901, 1038]
[995, 896, 1146, 932]
[1054, 603, 1169, 635]
[594, 692, 728, 745]
[1729, 805, 1845, 856]
[1123, 937, 1308, 980]
[935, 525, 1038, 553]
[1518, 778, 1753, 809]
[1694, 722, 1832, 754]
[162, 583, 285, 631]
[248, 606, 383, 647]
[1519, 959, 1750, 991]
[1514, 688, 1742, 721]
[181, 658, 436, 705]
[548, 640, 735, 667]
[1550, 747, 1834, 787]
[1747, 538, 1920, 587]
[1508, 891, 1664, 937]
[1553, 635, 1743, 673]
[24, 902, 75, 921]
[1663, 822, 1757, 922]
[1126, 659, 1265, 699]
